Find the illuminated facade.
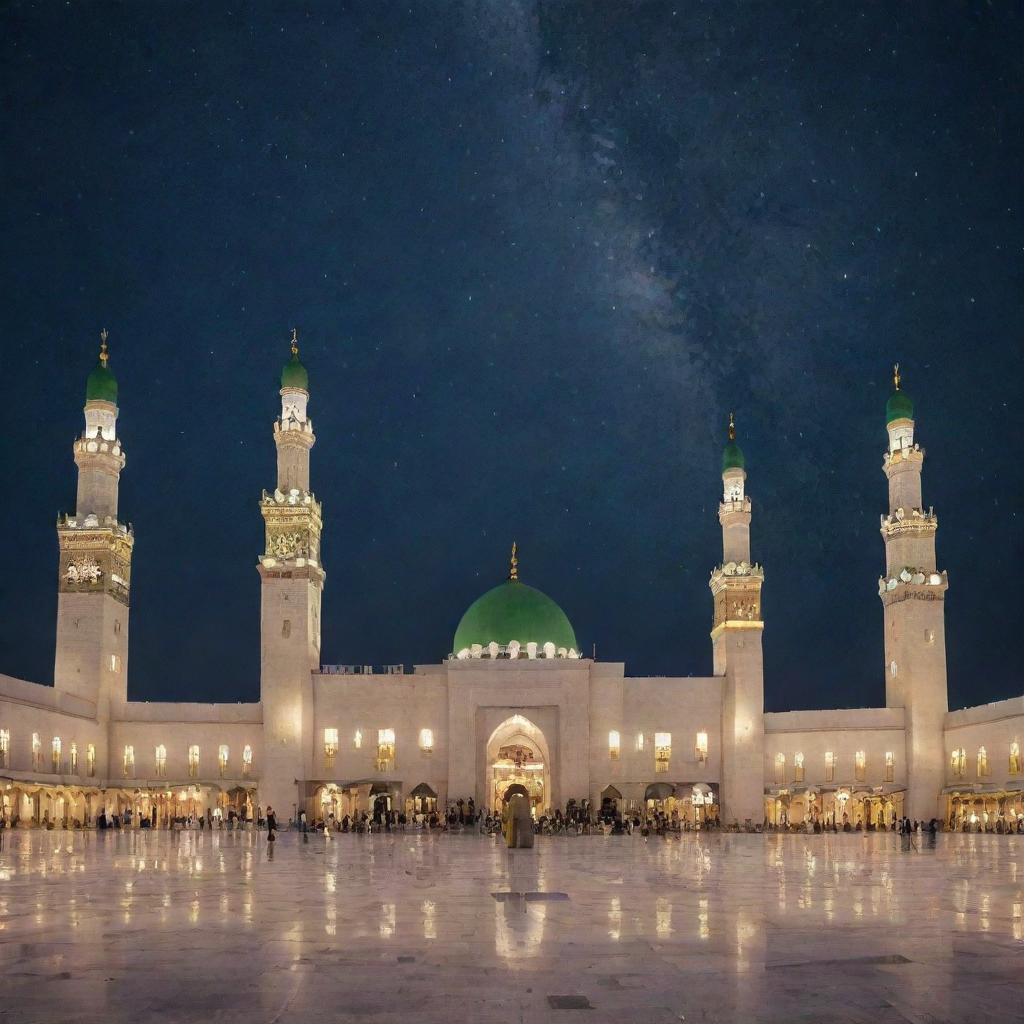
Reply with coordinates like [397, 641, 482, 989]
[0, 340, 1021, 832]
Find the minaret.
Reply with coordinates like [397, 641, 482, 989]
[258, 331, 324, 819]
[709, 414, 765, 827]
[879, 366, 948, 821]
[54, 331, 133, 724]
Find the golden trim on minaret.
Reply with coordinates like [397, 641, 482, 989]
[508, 541, 519, 581]
[99, 328, 110, 368]
[728, 411, 736, 441]
[893, 362, 901, 391]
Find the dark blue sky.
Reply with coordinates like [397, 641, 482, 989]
[1, 3, 1021, 712]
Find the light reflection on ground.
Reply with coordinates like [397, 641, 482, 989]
[0, 829, 1021, 1022]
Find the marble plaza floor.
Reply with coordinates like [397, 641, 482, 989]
[0, 829, 1021, 1023]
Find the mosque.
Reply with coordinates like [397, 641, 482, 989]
[1, 335, 1021, 833]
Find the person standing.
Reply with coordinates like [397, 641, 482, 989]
[266, 806, 277, 843]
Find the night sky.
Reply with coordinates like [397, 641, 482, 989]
[1, 3, 1021, 712]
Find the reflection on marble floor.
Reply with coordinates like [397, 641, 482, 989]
[0, 829, 1021, 1023]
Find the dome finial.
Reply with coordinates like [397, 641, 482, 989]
[290, 327, 299, 357]
[99, 328, 109, 368]
[508, 541, 519, 581]
[728, 411, 736, 441]
[893, 362, 901, 391]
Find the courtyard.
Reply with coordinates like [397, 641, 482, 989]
[0, 830, 1021, 1023]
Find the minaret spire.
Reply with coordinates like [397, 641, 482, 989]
[99, 328, 110, 367]
[508, 541, 519, 581]
[728, 411, 735, 441]
[893, 362, 901, 391]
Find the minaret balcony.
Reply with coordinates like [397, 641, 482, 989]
[878, 568, 948, 605]
[880, 507, 937, 538]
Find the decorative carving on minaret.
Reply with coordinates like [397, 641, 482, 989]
[709, 561, 764, 633]
[56, 517, 134, 605]
[258, 489, 324, 584]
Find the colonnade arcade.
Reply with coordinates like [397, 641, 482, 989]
[0, 780, 257, 827]
[945, 787, 1024, 831]
[764, 787, 906, 829]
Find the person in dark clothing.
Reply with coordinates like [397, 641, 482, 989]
[266, 806, 277, 842]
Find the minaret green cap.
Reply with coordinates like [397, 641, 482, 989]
[85, 329, 118, 404]
[722, 412, 745, 472]
[281, 328, 309, 391]
[886, 363, 913, 424]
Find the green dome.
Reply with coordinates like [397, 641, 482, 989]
[281, 351, 309, 391]
[453, 580, 577, 654]
[722, 439, 745, 472]
[886, 390, 913, 424]
[85, 363, 117, 404]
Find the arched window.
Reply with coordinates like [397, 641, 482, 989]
[242, 744, 253, 776]
[695, 732, 708, 762]
[51, 736, 62, 772]
[155, 744, 167, 777]
[0, 729, 9, 769]
[654, 733, 671, 773]
[86, 743, 96, 777]
[419, 728, 434, 754]
[1011, 742, 1021, 775]
[824, 750, 835, 782]
[323, 729, 339, 768]
[885, 750, 895, 783]
[218, 744, 229, 776]
[69, 742, 78, 774]
[608, 730, 620, 760]
[977, 746, 989, 778]
[854, 750, 866, 782]
[793, 752, 804, 783]
[31, 733, 41, 771]
[951, 748, 966, 777]
[377, 729, 396, 771]
[188, 745, 200, 778]
[774, 753, 785, 784]
[123, 745, 135, 777]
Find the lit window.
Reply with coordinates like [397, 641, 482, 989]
[242, 744, 253, 776]
[32, 733, 41, 771]
[419, 728, 434, 753]
[855, 750, 866, 782]
[123, 744, 135, 777]
[110, 654, 120, 672]
[890, 660, 897, 678]
[188, 744, 200, 778]
[885, 750, 895, 783]
[70, 742, 78, 774]
[608, 730, 620, 760]
[354, 729, 362, 749]
[774, 753, 786, 784]
[977, 746, 989, 778]
[218, 744, 229, 776]
[155, 744, 167, 777]
[0, 729, 8, 769]
[1011, 742, 1021, 775]
[52, 736, 62, 772]
[636, 732, 645, 752]
[951, 747, 966, 777]
[324, 728, 339, 767]
[825, 750, 835, 782]
[654, 733, 671, 773]
[793, 752, 804, 783]
[695, 732, 708, 763]
[86, 743, 96, 777]
[377, 728, 396, 771]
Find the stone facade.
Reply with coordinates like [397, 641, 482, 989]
[0, 349, 1022, 832]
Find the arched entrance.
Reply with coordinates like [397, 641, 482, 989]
[600, 785, 622, 822]
[486, 715, 550, 817]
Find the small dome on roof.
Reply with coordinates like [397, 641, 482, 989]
[86, 331, 117, 404]
[722, 412, 745, 472]
[281, 330, 309, 391]
[886, 364, 913, 423]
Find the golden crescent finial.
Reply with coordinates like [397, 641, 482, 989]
[99, 328, 109, 368]
[893, 362, 901, 391]
[290, 327, 299, 356]
[728, 411, 735, 442]
[509, 541, 519, 581]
